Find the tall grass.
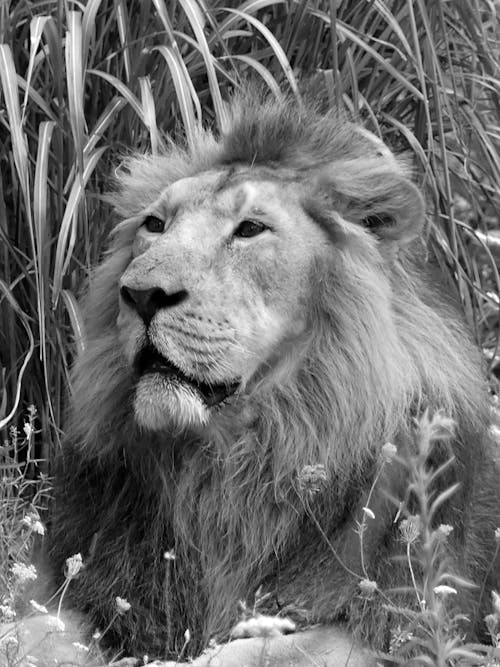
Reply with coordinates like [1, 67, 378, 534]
[0, 0, 499, 451]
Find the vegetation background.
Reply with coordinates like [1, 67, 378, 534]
[0, 0, 499, 663]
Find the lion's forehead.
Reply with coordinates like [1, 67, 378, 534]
[154, 167, 301, 219]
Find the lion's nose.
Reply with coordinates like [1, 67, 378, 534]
[120, 286, 188, 325]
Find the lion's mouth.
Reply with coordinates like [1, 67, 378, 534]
[133, 346, 240, 407]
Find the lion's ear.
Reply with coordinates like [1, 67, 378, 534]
[354, 175, 425, 244]
[318, 159, 425, 245]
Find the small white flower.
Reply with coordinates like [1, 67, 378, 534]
[92, 629, 102, 640]
[381, 442, 397, 463]
[30, 599, 48, 614]
[437, 524, 454, 538]
[164, 550, 176, 561]
[362, 507, 375, 520]
[72, 642, 89, 652]
[485, 613, 498, 634]
[64, 553, 83, 578]
[399, 515, 421, 544]
[359, 578, 378, 597]
[46, 615, 65, 632]
[116, 596, 131, 614]
[11, 562, 37, 584]
[31, 520, 45, 535]
[21, 515, 33, 528]
[433, 585, 457, 597]
[184, 628, 191, 643]
[23, 422, 33, 439]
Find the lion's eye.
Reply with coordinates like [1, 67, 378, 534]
[143, 215, 165, 233]
[233, 220, 267, 239]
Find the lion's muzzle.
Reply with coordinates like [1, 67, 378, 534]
[134, 345, 240, 408]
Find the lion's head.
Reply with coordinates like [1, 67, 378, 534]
[69, 90, 485, 470]
[75, 91, 446, 450]
[117, 170, 330, 431]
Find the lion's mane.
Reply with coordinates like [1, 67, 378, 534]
[51, 92, 500, 659]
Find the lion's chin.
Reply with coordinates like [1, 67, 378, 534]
[133, 373, 210, 432]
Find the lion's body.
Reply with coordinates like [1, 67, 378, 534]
[51, 92, 500, 662]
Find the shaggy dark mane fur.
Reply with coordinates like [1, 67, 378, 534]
[51, 90, 500, 660]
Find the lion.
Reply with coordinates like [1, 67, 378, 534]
[45, 91, 499, 666]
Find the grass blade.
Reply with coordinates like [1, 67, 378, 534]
[65, 11, 86, 174]
[152, 0, 177, 43]
[87, 69, 144, 121]
[152, 45, 199, 150]
[21, 15, 50, 124]
[221, 54, 282, 98]
[82, 0, 104, 62]
[139, 76, 161, 155]
[84, 96, 127, 157]
[52, 147, 108, 306]
[0, 281, 35, 431]
[61, 289, 86, 356]
[34, 120, 55, 363]
[0, 45, 31, 211]
[114, 0, 131, 82]
[178, 0, 227, 131]
[223, 7, 300, 100]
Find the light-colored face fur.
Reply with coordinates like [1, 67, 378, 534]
[118, 169, 330, 431]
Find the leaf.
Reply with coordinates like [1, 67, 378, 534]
[178, 0, 227, 131]
[0, 281, 35, 431]
[84, 96, 127, 157]
[52, 147, 108, 306]
[65, 11, 87, 173]
[428, 482, 461, 522]
[223, 7, 300, 100]
[82, 0, 104, 62]
[139, 76, 161, 155]
[151, 0, 177, 43]
[34, 120, 56, 363]
[16, 74, 57, 121]
[61, 289, 86, 355]
[114, 0, 131, 82]
[87, 69, 144, 121]
[0, 45, 31, 211]
[220, 54, 283, 99]
[152, 45, 200, 150]
[21, 16, 50, 124]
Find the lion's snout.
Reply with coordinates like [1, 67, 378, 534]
[120, 284, 189, 325]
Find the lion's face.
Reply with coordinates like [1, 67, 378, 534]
[117, 168, 330, 431]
